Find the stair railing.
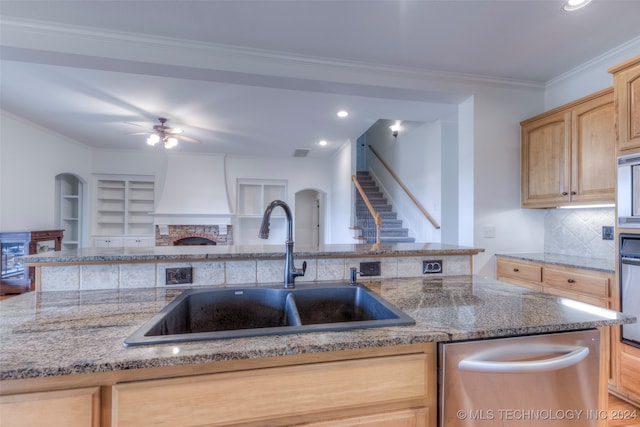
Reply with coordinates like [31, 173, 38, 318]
[351, 175, 382, 244]
[368, 145, 440, 230]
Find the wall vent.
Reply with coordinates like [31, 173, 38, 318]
[293, 149, 310, 157]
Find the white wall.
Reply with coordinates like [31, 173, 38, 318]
[471, 88, 547, 277]
[0, 111, 92, 233]
[328, 141, 353, 244]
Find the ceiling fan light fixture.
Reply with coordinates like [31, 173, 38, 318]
[164, 137, 178, 149]
[146, 134, 160, 146]
[563, 0, 592, 12]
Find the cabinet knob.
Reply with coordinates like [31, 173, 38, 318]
[570, 191, 577, 195]
[561, 192, 568, 196]
[513, 268, 519, 272]
[567, 279, 575, 284]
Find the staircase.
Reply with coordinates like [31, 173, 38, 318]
[354, 171, 415, 244]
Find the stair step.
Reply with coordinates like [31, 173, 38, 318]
[380, 236, 416, 243]
[380, 228, 410, 237]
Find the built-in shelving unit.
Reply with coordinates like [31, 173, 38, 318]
[93, 175, 155, 247]
[235, 179, 287, 245]
[56, 173, 84, 249]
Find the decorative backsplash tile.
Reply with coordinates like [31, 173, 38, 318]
[544, 207, 615, 260]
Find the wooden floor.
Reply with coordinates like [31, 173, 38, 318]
[609, 394, 640, 427]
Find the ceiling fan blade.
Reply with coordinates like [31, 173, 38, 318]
[124, 121, 149, 128]
[175, 134, 202, 144]
[126, 131, 152, 136]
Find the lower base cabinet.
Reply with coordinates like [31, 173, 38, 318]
[296, 408, 427, 427]
[0, 345, 436, 427]
[0, 387, 100, 427]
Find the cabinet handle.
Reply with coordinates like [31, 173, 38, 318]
[567, 279, 575, 284]
[513, 268, 519, 272]
[570, 191, 577, 195]
[561, 192, 568, 196]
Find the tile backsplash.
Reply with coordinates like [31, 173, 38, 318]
[544, 207, 615, 260]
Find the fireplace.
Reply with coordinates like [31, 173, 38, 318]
[174, 236, 216, 246]
[155, 225, 233, 246]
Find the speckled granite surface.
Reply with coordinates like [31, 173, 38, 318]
[19, 242, 483, 264]
[0, 276, 633, 381]
[496, 252, 615, 273]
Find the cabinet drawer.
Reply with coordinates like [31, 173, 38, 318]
[497, 259, 542, 283]
[111, 354, 427, 427]
[542, 286, 610, 308]
[543, 268, 609, 298]
[0, 387, 100, 427]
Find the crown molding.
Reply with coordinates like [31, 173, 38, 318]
[0, 17, 544, 91]
[546, 35, 640, 88]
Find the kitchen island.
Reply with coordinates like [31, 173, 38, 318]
[0, 275, 635, 427]
[20, 242, 483, 291]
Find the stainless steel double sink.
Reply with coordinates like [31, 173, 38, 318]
[124, 283, 415, 346]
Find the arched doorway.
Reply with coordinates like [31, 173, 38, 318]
[294, 189, 325, 248]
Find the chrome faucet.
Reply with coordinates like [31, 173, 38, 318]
[259, 200, 306, 288]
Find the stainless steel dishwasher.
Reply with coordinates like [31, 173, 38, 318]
[440, 329, 600, 426]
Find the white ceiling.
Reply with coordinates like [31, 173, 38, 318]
[1, 0, 640, 158]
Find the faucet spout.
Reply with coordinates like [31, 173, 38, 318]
[258, 200, 306, 288]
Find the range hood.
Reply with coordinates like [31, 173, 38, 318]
[153, 153, 232, 226]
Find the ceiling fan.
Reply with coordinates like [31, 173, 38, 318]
[126, 117, 202, 149]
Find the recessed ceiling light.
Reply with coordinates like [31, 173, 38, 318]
[319, 140, 328, 146]
[336, 110, 349, 118]
[563, 0, 592, 12]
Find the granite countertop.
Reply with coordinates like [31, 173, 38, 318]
[496, 252, 615, 273]
[0, 276, 633, 381]
[19, 242, 484, 264]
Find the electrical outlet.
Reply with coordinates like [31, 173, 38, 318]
[166, 267, 193, 285]
[602, 226, 614, 241]
[423, 260, 443, 274]
[359, 261, 381, 276]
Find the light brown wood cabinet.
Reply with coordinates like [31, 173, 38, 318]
[0, 387, 100, 427]
[0, 345, 436, 427]
[609, 55, 640, 153]
[296, 408, 427, 427]
[497, 257, 614, 386]
[496, 257, 613, 309]
[521, 88, 615, 208]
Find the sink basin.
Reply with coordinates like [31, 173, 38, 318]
[124, 283, 414, 346]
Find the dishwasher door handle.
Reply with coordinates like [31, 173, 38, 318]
[458, 346, 589, 373]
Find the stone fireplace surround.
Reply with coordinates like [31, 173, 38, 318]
[155, 225, 233, 246]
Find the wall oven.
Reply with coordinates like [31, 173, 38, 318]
[618, 153, 640, 227]
[620, 233, 640, 348]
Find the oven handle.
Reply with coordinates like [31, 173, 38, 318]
[621, 257, 640, 266]
[458, 346, 589, 373]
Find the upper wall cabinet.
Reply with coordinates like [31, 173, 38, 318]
[609, 55, 640, 154]
[521, 88, 615, 208]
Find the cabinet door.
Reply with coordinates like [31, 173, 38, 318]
[521, 111, 571, 207]
[125, 237, 155, 247]
[94, 237, 124, 247]
[613, 56, 640, 152]
[0, 387, 100, 427]
[110, 354, 427, 427]
[571, 92, 615, 203]
[297, 408, 428, 427]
